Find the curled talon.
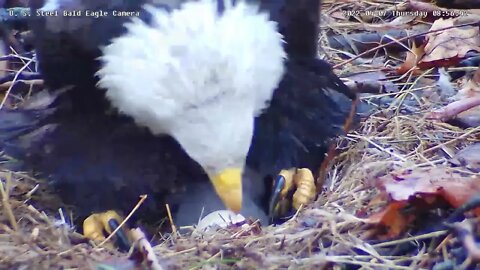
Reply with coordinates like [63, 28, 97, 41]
[292, 168, 316, 210]
[269, 169, 296, 219]
[269, 168, 318, 220]
[82, 210, 131, 251]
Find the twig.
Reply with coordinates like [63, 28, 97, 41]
[162, 247, 197, 258]
[97, 194, 147, 248]
[0, 79, 43, 88]
[347, 134, 408, 162]
[131, 228, 164, 270]
[0, 71, 42, 84]
[0, 58, 33, 109]
[420, 126, 480, 155]
[372, 230, 449, 248]
[165, 203, 177, 236]
[446, 195, 480, 223]
[0, 171, 18, 231]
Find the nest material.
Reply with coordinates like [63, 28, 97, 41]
[2, 108, 476, 269]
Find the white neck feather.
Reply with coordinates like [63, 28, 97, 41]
[97, 0, 286, 173]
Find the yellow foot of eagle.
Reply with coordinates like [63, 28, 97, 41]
[269, 168, 317, 220]
[83, 210, 131, 251]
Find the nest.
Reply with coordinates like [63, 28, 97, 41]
[3, 102, 477, 270]
[2, 0, 480, 269]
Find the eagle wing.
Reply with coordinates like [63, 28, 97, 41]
[1, 0, 207, 224]
[247, 0, 356, 177]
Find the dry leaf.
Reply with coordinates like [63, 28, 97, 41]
[419, 18, 480, 68]
[365, 166, 480, 238]
[366, 201, 411, 238]
[377, 167, 480, 208]
[396, 42, 425, 75]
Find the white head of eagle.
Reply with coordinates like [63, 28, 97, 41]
[96, 0, 286, 212]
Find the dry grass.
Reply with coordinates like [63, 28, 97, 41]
[2, 103, 477, 269]
[1, 0, 480, 269]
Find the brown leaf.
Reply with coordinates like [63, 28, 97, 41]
[366, 201, 412, 238]
[396, 42, 425, 75]
[419, 18, 480, 68]
[365, 166, 480, 238]
[377, 167, 480, 209]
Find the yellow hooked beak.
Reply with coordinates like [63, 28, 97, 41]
[210, 168, 243, 213]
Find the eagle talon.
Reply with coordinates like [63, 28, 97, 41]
[292, 168, 316, 210]
[269, 169, 296, 219]
[82, 210, 131, 251]
[269, 168, 317, 220]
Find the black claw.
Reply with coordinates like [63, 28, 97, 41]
[107, 218, 131, 252]
[268, 174, 287, 219]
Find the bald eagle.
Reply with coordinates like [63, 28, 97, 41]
[1, 0, 355, 239]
